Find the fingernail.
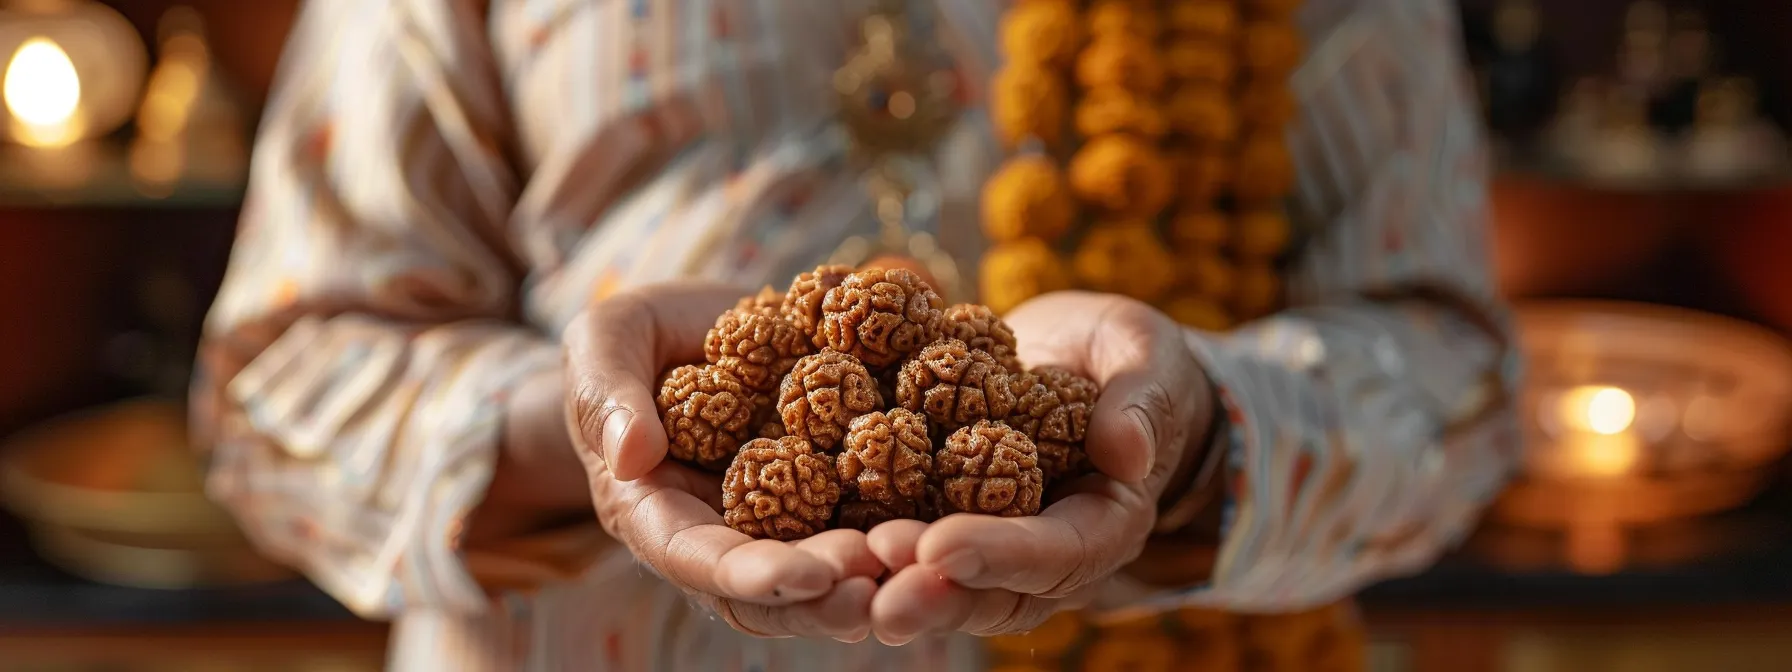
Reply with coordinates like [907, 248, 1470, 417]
[933, 550, 984, 582]
[773, 581, 828, 602]
[601, 408, 633, 468]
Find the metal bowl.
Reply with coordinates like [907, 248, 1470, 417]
[0, 398, 288, 588]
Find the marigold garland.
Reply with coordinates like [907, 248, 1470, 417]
[979, 0, 1304, 330]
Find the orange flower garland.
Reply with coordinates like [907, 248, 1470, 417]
[980, 2, 1347, 669]
[980, 0, 1304, 330]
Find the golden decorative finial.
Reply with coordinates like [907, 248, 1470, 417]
[829, 1, 968, 300]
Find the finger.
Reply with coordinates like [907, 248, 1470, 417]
[710, 539, 846, 603]
[604, 464, 835, 604]
[792, 529, 886, 580]
[916, 485, 1150, 596]
[865, 519, 929, 572]
[870, 566, 973, 645]
[1008, 294, 1199, 483]
[871, 568, 1061, 643]
[565, 284, 744, 481]
[721, 576, 877, 640]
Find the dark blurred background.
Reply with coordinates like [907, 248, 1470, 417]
[4, 1, 1792, 670]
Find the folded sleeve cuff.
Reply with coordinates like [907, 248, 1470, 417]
[209, 315, 562, 617]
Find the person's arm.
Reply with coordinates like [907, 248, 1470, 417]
[191, 0, 587, 618]
[1151, 0, 1518, 611]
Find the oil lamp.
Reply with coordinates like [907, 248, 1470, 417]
[0, 0, 148, 147]
[1495, 301, 1792, 574]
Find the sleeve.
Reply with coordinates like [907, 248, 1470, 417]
[190, 0, 562, 618]
[1172, 0, 1521, 611]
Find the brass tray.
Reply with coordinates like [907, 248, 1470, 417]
[0, 398, 239, 536]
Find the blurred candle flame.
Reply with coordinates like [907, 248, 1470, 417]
[3, 38, 84, 147]
[1562, 385, 1637, 435]
[1558, 385, 1640, 477]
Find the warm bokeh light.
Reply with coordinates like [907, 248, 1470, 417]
[1561, 385, 1637, 436]
[3, 38, 83, 147]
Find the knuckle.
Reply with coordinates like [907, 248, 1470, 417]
[593, 292, 654, 332]
[979, 596, 1053, 636]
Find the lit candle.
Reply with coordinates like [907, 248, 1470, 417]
[1556, 385, 1642, 478]
[2, 37, 84, 147]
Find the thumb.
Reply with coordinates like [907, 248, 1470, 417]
[565, 284, 744, 481]
[1083, 371, 1169, 484]
[1062, 299, 1202, 485]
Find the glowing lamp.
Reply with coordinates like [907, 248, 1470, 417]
[0, 0, 148, 147]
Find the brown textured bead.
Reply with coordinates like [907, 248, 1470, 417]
[748, 389, 779, 428]
[705, 309, 812, 393]
[757, 419, 788, 440]
[1007, 367, 1097, 480]
[936, 421, 1044, 517]
[722, 436, 840, 540]
[835, 496, 913, 531]
[835, 485, 945, 531]
[820, 268, 946, 370]
[897, 339, 1019, 433]
[839, 409, 934, 506]
[656, 365, 757, 471]
[734, 286, 784, 318]
[942, 303, 1021, 370]
[778, 350, 884, 451]
[781, 264, 854, 349]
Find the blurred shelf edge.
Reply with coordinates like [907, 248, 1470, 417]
[1494, 144, 1792, 194]
[0, 139, 247, 210]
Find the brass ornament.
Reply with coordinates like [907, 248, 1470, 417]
[829, 1, 969, 300]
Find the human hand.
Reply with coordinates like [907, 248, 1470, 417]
[563, 283, 882, 640]
[865, 292, 1216, 644]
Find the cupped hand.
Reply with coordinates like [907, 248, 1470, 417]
[866, 292, 1216, 644]
[563, 283, 882, 640]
